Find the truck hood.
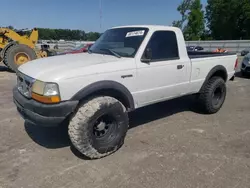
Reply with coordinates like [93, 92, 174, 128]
[18, 53, 124, 81]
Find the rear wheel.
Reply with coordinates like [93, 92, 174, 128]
[198, 76, 227, 114]
[68, 96, 129, 159]
[4, 44, 37, 72]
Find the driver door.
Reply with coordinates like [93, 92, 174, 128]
[134, 31, 190, 107]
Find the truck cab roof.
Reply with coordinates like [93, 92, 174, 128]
[111, 25, 181, 32]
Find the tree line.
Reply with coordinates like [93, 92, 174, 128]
[173, 0, 250, 40]
[37, 28, 101, 41]
[3, 26, 101, 41]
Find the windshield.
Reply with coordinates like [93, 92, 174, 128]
[89, 27, 149, 58]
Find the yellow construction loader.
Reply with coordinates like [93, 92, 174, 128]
[0, 28, 50, 72]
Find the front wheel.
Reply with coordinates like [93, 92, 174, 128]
[68, 96, 129, 159]
[198, 76, 227, 114]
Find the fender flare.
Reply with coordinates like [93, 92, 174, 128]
[199, 65, 228, 92]
[71, 80, 135, 111]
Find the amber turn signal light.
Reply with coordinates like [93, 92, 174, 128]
[31, 92, 60, 104]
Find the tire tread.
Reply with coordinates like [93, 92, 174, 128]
[68, 96, 127, 159]
[4, 44, 37, 72]
[198, 76, 226, 114]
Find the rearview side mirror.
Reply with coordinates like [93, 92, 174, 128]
[141, 48, 152, 63]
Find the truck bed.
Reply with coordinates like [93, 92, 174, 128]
[188, 51, 236, 59]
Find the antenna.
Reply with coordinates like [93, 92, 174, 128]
[99, 0, 102, 30]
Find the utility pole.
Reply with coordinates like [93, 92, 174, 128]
[99, 0, 102, 30]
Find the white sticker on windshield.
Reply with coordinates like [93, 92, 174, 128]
[126, 30, 145, 37]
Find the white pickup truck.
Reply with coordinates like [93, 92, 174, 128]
[13, 25, 237, 159]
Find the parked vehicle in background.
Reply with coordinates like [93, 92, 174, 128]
[13, 25, 237, 159]
[241, 48, 250, 56]
[186, 45, 204, 52]
[58, 43, 93, 55]
[241, 53, 250, 76]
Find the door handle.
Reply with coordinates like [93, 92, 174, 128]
[177, 65, 184, 70]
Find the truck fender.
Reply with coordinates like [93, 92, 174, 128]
[199, 65, 228, 93]
[71, 81, 135, 111]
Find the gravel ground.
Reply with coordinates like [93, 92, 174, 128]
[0, 59, 250, 188]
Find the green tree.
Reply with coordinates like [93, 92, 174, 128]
[173, 0, 205, 40]
[200, 29, 213, 40]
[172, 0, 193, 30]
[37, 28, 53, 40]
[80, 31, 86, 40]
[206, 0, 250, 40]
[206, 0, 235, 40]
[7, 25, 14, 30]
[185, 0, 205, 40]
[236, 0, 250, 39]
[37, 28, 96, 41]
[172, 20, 183, 29]
[86, 32, 100, 41]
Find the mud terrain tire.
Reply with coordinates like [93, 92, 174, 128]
[68, 96, 129, 159]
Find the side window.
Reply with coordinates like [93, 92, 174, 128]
[144, 31, 179, 61]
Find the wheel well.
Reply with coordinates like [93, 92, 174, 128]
[79, 88, 133, 111]
[209, 69, 227, 81]
[199, 67, 228, 93]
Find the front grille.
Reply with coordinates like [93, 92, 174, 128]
[16, 72, 35, 98]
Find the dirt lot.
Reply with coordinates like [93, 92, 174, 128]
[0, 60, 250, 188]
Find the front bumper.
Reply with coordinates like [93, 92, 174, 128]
[13, 87, 78, 127]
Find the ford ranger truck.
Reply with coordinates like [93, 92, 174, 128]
[13, 25, 237, 159]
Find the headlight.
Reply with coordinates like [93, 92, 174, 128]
[31, 80, 61, 104]
[44, 83, 60, 96]
[32, 80, 45, 95]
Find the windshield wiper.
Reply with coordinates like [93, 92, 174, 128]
[100, 48, 121, 58]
